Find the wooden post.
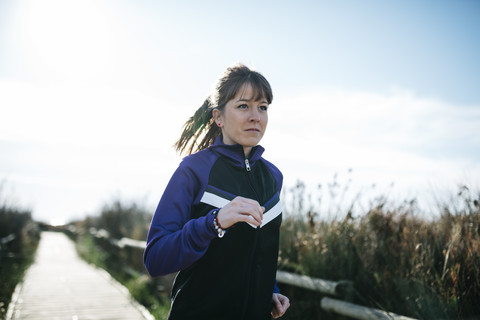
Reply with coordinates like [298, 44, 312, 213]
[276, 270, 339, 296]
[321, 297, 417, 320]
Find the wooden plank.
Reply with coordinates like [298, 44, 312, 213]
[321, 297, 418, 320]
[6, 231, 153, 320]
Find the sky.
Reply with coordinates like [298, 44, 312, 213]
[1, 0, 479, 225]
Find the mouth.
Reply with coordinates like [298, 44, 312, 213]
[245, 128, 261, 132]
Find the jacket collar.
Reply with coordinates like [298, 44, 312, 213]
[209, 136, 264, 169]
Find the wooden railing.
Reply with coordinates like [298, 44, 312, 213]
[275, 271, 417, 320]
[0, 233, 16, 245]
[320, 298, 417, 320]
[71, 228, 418, 320]
[0, 233, 16, 257]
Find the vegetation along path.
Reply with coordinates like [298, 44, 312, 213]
[7, 231, 153, 320]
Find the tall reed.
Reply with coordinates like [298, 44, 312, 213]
[278, 181, 480, 319]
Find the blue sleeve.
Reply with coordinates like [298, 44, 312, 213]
[143, 160, 218, 277]
[273, 279, 280, 293]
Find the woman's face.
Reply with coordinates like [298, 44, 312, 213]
[213, 84, 269, 156]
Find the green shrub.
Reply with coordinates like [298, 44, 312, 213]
[70, 199, 152, 241]
[0, 194, 39, 319]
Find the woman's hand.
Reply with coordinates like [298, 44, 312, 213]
[216, 196, 264, 229]
[271, 293, 290, 318]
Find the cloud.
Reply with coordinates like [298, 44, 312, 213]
[0, 80, 187, 148]
[0, 79, 185, 222]
[263, 87, 480, 202]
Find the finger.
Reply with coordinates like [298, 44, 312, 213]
[237, 204, 263, 224]
[241, 214, 261, 226]
[222, 201, 258, 223]
[277, 302, 285, 314]
[276, 302, 285, 315]
[274, 295, 289, 316]
[271, 306, 280, 319]
[233, 197, 264, 215]
[271, 295, 282, 317]
[253, 205, 265, 222]
[271, 305, 281, 318]
[279, 297, 290, 315]
[280, 295, 290, 307]
[232, 196, 259, 207]
[249, 210, 263, 224]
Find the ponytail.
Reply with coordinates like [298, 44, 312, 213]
[174, 97, 221, 155]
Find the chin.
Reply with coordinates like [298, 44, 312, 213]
[244, 140, 261, 147]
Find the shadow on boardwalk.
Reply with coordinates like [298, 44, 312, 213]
[7, 231, 154, 320]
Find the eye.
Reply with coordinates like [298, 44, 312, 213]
[259, 105, 268, 111]
[237, 104, 248, 109]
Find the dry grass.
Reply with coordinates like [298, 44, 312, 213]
[278, 183, 480, 319]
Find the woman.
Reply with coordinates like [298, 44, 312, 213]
[144, 64, 290, 319]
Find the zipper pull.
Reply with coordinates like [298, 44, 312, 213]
[244, 158, 251, 171]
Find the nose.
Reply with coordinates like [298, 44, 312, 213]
[249, 108, 260, 122]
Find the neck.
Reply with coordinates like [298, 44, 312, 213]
[243, 146, 252, 157]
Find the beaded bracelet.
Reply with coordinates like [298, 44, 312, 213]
[212, 210, 225, 238]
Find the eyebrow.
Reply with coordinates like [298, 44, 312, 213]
[236, 98, 269, 104]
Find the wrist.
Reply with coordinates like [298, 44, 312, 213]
[212, 210, 226, 238]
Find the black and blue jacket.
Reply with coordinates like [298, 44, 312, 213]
[144, 137, 283, 320]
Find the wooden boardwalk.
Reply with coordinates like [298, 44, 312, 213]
[7, 231, 154, 320]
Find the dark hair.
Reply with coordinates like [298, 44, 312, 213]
[174, 64, 273, 155]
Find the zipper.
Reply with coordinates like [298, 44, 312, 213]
[241, 155, 260, 319]
[241, 227, 260, 320]
[244, 158, 251, 171]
